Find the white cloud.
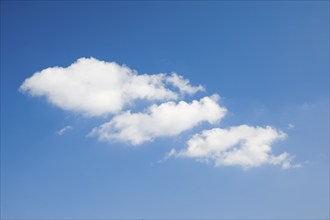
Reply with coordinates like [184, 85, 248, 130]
[165, 73, 204, 95]
[170, 125, 299, 169]
[56, 125, 73, 135]
[89, 95, 227, 145]
[20, 57, 299, 170]
[287, 123, 295, 130]
[20, 57, 203, 117]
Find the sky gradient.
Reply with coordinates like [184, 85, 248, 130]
[1, 1, 329, 219]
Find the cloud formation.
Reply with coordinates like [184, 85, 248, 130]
[89, 95, 227, 145]
[169, 125, 298, 169]
[21, 57, 298, 169]
[56, 125, 73, 135]
[20, 57, 203, 117]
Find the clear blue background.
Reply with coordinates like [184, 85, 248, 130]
[1, 1, 329, 219]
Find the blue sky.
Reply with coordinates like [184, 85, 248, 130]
[1, 1, 329, 219]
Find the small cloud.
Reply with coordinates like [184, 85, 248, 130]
[165, 72, 204, 95]
[158, 148, 177, 163]
[169, 125, 299, 169]
[287, 123, 295, 130]
[56, 125, 73, 135]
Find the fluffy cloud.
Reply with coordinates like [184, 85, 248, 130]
[165, 73, 204, 95]
[20, 57, 299, 169]
[169, 125, 298, 169]
[89, 95, 227, 145]
[20, 57, 203, 117]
